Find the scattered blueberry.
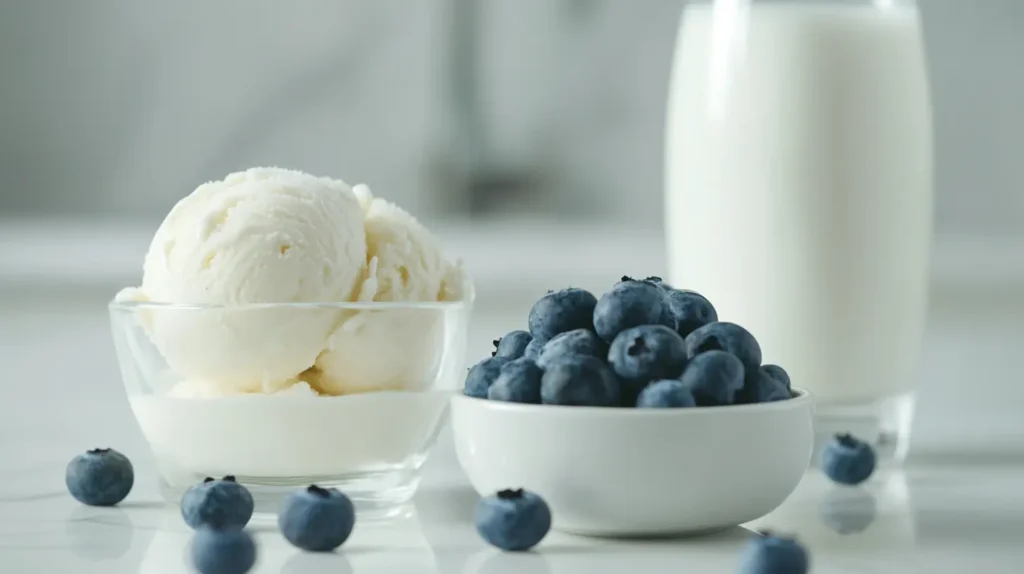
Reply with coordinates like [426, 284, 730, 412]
[679, 350, 745, 406]
[190, 527, 257, 574]
[493, 330, 534, 360]
[607, 325, 687, 404]
[684, 321, 762, 372]
[664, 289, 718, 338]
[181, 476, 255, 530]
[66, 448, 134, 507]
[278, 485, 356, 552]
[523, 338, 543, 361]
[528, 288, 598, 342]
[489, 358, 544, 403]
[760, 364, 791, 390]
[738, 531, 809, 574]
[541, 355, 621, 406]
[464, 357, 509, 398]
[593, 279, 676, 342]
[475, 488, 551, 552]
[536, 328, 607, 369]
[636, 379, 697, 408]
[821, 434, 877, 486]
[740, 369, 792, 404]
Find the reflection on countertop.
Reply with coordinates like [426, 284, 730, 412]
[1, 463, 1023, 573]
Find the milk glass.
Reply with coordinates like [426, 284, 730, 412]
[666, 0, 932, 463]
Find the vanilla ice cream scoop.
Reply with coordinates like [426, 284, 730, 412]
[126, 167, 367, 393]
[142, 167, 366, 304]
[361, 197, 447, 302]
[310, 189, 462, 395]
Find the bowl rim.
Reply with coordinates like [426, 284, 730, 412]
[108, 281, 476, 311]
[452, 387, 813, 416]
[108, 299, 472, 311]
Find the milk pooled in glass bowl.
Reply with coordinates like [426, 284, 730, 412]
[110, 167, 471, 515]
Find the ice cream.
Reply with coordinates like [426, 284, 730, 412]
[118, 166, 467, 396]
[306, 188, 460, 395]
[362, 192, 448, 302]
[139, 167, 367, 305]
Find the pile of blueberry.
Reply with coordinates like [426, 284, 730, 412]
[465, 276, 793, 408]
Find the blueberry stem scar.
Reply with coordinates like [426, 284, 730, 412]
[307, 485, 331, 498]
[222, 475, 237, 482]
[203, 477, 215, 483]
[88, 448, 111, 454]
[836, 433, 857, 448]
[627, 337, 648, 356]
[497, 488, 525, 500]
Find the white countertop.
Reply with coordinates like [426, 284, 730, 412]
[0, 287, 1021, 573]
[2, 219, 1023, 572]
[2, 455, 1022, 572]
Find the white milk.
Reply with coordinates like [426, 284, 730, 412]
[666, 4, 932, 404]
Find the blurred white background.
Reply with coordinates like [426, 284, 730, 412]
[0, 0, 1022, 462]
[1, 0, 1022, 232]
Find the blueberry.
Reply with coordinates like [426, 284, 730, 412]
[464, 357, 509, 398]
[278, 485, 356, 552]
[190, 527, 257, 574]
[636, 379, 696, 408]
[488, 358, 544, 404]
[821, 434, 877, 486]
[528, 288, 598, 342]
[523, 339, 543, 361]
[738, 531, 809, 574]
[181, 476, 254, 530]
[684, 322, 762, 372]
[540, 355, 621, 406]
[740, 369, 792, 404]
[593, 279, 676, 343]
[679, 350, 745, 406]
[493, 330, 533, 360]
[607, 325, 687, 405]
[65, 448, 134, 506]
[475, 488, 551, 552]
[642, 276, 668, 288]
[616, 275, 667, 289]
[760, 364, 791, 390]
[536, 328, 607, 370]
[663, 289, 718, 338]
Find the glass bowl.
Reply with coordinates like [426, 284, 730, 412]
[109, 297, 470, 517]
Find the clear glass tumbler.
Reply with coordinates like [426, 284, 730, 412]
[666, 0, 932, 463]
[109, 297, 470, 517]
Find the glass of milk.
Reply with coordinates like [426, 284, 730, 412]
[666, 0, 932, 464]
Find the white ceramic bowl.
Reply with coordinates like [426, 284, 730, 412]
[451, 389, 814, 537]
